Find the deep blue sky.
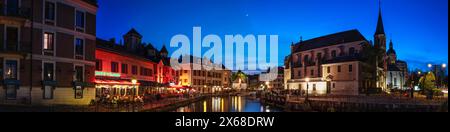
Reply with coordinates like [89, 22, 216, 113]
[97, 0, 448, 72]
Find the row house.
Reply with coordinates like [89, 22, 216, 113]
[178, 55, 232, 93]
[95, 29, 179, 98]
[0, 0, 98, 105]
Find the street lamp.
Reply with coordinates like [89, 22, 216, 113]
[443, 63, 447, 68]
[305, 77, 310, 100]
[428, 64, 433, 68]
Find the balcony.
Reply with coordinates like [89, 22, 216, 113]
[0, 5, 31, 19]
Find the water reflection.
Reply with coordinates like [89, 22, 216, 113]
[175, 96, 281, 112]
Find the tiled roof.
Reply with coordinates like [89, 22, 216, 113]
[293, 29, 367, 53]
[97, 38, 165, 64]
[82, 0, 98, 7]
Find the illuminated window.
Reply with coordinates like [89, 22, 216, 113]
[43, 62, 54, 81]
[43, 32, 54, 51]
[4, 60, 18, 79]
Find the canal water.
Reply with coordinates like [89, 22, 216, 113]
[175, 96, 282, 112]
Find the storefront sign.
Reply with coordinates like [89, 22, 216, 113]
[95, 71, 121, 77]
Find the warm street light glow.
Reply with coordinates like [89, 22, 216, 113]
[131, 79, 137, 84]
[418, 71, 421, 75]
[305, 77, 310, 82]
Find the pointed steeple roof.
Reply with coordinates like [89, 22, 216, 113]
[375, 0, 385, 35]
[160, 45, 168, 53]
[125, 28, 142, 38]
[387, 39, 396, 55]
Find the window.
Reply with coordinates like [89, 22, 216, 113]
[6, 85, 18, 100]
[111, 62, 119, 73]
[338, 66, 341, 73]
[43, 85, 54, 99]
[349, 65, 353, 72]
[132, 65, 138, 75]
[327, 67, 331, 74]
[331, 50, 337, 58]
[184, 70, 188, 73]
[184, 79, 187, 83]
[75, 38, 84, 58]
[333, 83, 335, 88]
[394, 78, 397, 86]
[43, 32, 54, 51]
[95, 59, 102, 71]
[6, 27, 19, 51]
[74, 86, 84, 99]
[75, 11, 85, 29]
[349, 47, 356, 56]
[44, 1, 55, 21]
[74, 66, 83, 82]
[317, 53, 322, 60]
[313, 84, 316, 91]
[298, 71, 301, 77]
[4, 60, 18, 79]
[6, 0, 19, 15]
[311, 70, 314, 76]
[121, 64, 128, 74]
[43, 62, 54, 81]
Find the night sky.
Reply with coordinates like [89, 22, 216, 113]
[97, 0, 448, 72]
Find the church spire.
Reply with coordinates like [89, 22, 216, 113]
[389, 39, 393, 49]
[375, 0, 385, 35]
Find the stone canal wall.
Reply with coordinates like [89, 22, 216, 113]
[261, 94, 448, 112]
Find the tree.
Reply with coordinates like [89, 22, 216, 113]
[360, 42, 385, 95]
[419, 72, 436, 100]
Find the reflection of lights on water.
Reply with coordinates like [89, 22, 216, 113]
[238, 96, 242, 112]
[265, 106, 270, 112]
[203, 101, 207, 112]
[221, 98, 224, 112]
